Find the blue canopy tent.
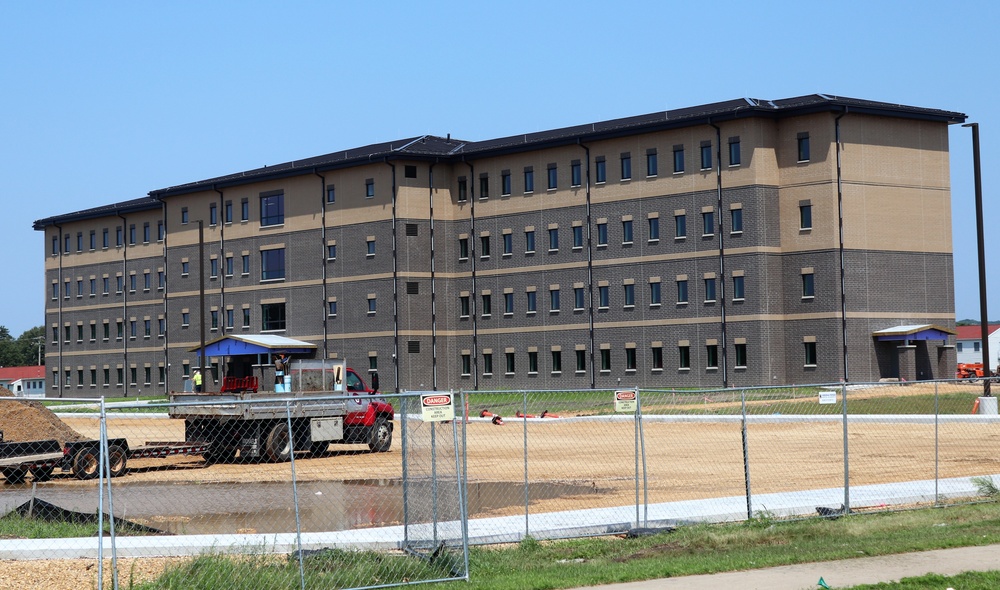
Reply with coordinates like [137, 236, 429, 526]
[189, 335, 318, 392]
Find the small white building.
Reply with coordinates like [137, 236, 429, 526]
[955, 325, 1000, 368]
[0, 366, 46, 398]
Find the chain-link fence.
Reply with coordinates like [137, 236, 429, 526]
[0, 379, 998, 588]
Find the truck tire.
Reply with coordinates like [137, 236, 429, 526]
[368, 417, 392, 453]
[72, 448, 100, 480]
[265, 423, 292, 462]
[2, 468, 27, 485]
[203, 445, 236, 464]
[108, 445, 127, 478]
[30, 464, 54, 482]
[309, 441, 329, 456]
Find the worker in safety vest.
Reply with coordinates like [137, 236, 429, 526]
[193, 369, 203, 393]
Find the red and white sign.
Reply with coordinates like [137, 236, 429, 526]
[421, 393, 455, 422]
[615, 389, 638, 413]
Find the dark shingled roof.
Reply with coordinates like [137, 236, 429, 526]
[33, 196, 160, 230]
[35, 94, 966, 227]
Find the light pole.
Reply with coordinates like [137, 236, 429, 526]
[963, 122, 990, 396]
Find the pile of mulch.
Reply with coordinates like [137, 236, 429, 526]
[0, 387, 86, 446]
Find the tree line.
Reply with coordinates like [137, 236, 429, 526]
[0, 326, 45, 367]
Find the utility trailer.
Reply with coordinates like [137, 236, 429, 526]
[169, 359, 393, 463]
[0, 437, 209, 484]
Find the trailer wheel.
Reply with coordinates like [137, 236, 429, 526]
[309, 441, 328, 456]
[108, 445, 127, 478]
[72, 448, 100, 480]
[30, 465, 54, 482]
[203, 446, 236, 464]
[368, 417, 392, 453]
[2, 468, 27, 485]
[265, 423, 292, 462]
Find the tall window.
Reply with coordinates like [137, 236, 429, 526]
[804, 341, 818, 366]
[802, 272, 815, 298]
[598, 285, 610, 309]
[731, 208, 743, 233]
[648, 217, 659, 242]
[241, 198, 249, 221]
[797, 133, 810, 162]
[523, 167, 534, 193]
[735, 343, 747, 368]
[595, 157, 606, 183]
[479, 175, 489, 199]
[89, 230, 96, 250]
[624, 283, 635, 307]
[483, 353, 493, 375]
[574, 287, 585, 310]
[701, 143, 712, 170]
[706, 345, 719, 368]
[461, 353, 471, 376]
[571, 160, 582, 187]
[225, 200, 233, 223]
[480, 235, 490, 258]
[729, 137, 741, 166]
[677, 279, 688, 304]
[549, 288, 560, 312]
[704, 277, 716, 302]
[502, 233, 513, 255]
[800, 204, 813, 229]
[525, 230, 535, 253]
[325, 186, 335, 204]
[261, 248, 286, 281]
[600, 349, 611, 372]
[459, 295, 470, 318]
[505, 352, 515, 374]
[622, 219, 633, 244]
[261, 302, 286, 331]
[733, 275, 745, 300]
[702, 210, 714, 235]
[260, 193, 284, 226]
[650, 282, 661, 305]
[547, 164, 557, 190]
[481, 293, 491, 317]
[501, 171, 511, 196]
[573, 225, 583, 249]
[181, 207, 188, 224]
[673, 146, 685, 173]
[675, 214, 686, 238]
[504, 292, 514, 315]
[646, 150, 657, 177]
[551, 350, 562, 373]
[458, 237, 469, 260]
[651, 346, 663, 370]
[596, 222, 608, 246]
[548, 228, 559, 251]
[576, 350, 586, 372]
[365, 178, 375, 198]
[526, 290, 537, 313]
[679, 345, 690, 369]
[620, 153, 631, 180]
[457, 178, 468, 202]
[626, 348, 637, 371]
[530, 351, 540, 374]
[209, 203, 218, 225]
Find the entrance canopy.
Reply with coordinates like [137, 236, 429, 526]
[189, 334, 318, 357]
[871, 324, 956, 342]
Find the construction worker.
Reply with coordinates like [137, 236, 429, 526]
[192, 369, 203, 393]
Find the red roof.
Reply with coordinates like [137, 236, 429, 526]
[955, 325, 1000, 340]
[0, 366, 45, 381]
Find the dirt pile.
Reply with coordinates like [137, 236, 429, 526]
[0, 387, 86, 446]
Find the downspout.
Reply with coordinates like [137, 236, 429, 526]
[577, 140, 596, 388]
[385, 160, 399, 393]
[464, 160, 478, 390]
[117, 209, 129, 396]
[429, 161, 438, 390]
[315, 170, 328, 361]
[835, 108, 849, 382]
[157, 196, 169, 394]
[709, 120, 728, 388]
[214, 187, 225, 343]
[54, 222, 63, 397]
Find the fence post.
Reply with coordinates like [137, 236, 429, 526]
[934, 380, 940, 503]
[740, 387, 752, 520]
[401, 394, 410, 547]
[522, 389, 529, 539]
[284, 400, 306, 590]
[842, 382, 850, 514]
[452, 390, 470, 582]
[97, 397, 120, 590]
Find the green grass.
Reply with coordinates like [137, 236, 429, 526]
[132, 501, 1000, 590]
[0, 512, 105, 539]
[848, 571, 1000, 589]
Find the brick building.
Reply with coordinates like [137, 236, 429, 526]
[34, 95, 965, 397]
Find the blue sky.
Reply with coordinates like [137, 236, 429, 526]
[1, 0, 996, 337]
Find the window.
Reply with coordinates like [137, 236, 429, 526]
[525, 230, 535, 253]
[481, 294, 491, 317]
[261, 193, 284, 226]
[116, 226, 123, 247]
[181, 312, 190, 327]
[701, 143, 712, 170]
[646, 149, 657, 177]
[551, 350, 562, 373]
[78, 280, 84, 297]
[622, 219, 633, 244]
[181, 261, 189, 276]
[262, 303, 286, 331]
[595, 157, 606, 183]
[480, 235, 490, 258]
[575, 350, 586, 373]
[129, 320, 137, 338]
[597, 222, 608, 246]
[64, 234, 70, 253]
[77, 324, 83, 341]
[529, 351, 539, 374]
[706, 344, 719, 368]
[210, 258, 218, 278]
[600, 349, 611, 372]
[733, 275, 745, 301]
[103, 277, 110, 294]
[225, 309, 234, 329]
[800, 204, 812, 229]
[211, 310, 219, 330]
[89, 230, 96, 250]
[620, 152, 631, 180]
[144, 319, 152, 337]
[677, 279, 689, 304]
[626, 348, 637, 371]
[571, 160, 582, 187]
[181, 208, 189, 225]
[548, 228, 558, 251]
[157, 220, 164, 241]
[729, 137, 741, 166]
[549, 288, 560, 312]
[502, 233, 513, 255]
[89, 278, 96, 296]
[115, 276, 123, 293]
[225, 200, 233, 222]
[479, 174, 489, 199]
[731, 208, 743, 233]
[242, 254, 250, 275]
[802, 272, 815, 298]
[501, 171, 511, 196]
[524, 167, 534, 193]
[574, 287, 585, 310]
[241, 198, 249, 221]
[673, 146, 685, 173]
[735, 343, 747, 368]
[505, 352, 515, 375]
[457, 178, 467, 202]
[675, 214, 686, 238]
[103, 228, 110, 248]
[547, 164, 557, 189]
[572, 225, 583, 249]
[226, 256, 234, 276]
[483, 352, 493, 375]
[624, 283, 635, 307]
[704, 277, 716, 302]
[158, 318, 166, 336]
[650, 282, 661, 305]
[598, 285, 609, 309]
[77, 232, 83, 252]
[261, 248, 285, 281]
[526, 290, 537, 313]
[804, 341, 818, 366]
[143, 271, 150, 291]
[461, 353, 471, 376]
[365, 178, 375, 198]
[368, 296, 377, 314]
[504, 292, 514, 315]
[103, 322, 110, 341]
[797, 133, 810, 162]
[327, 300, 338, 318]
[209, 203, 218, 225]
[651, 346, 663, 370]
[702, 210, 714, 235]
[404, 165, 417, 179]
[648, 217, 659, 242]
[458, 237, 469, 260]
[367, 238, 376, 256]
[242, 308, 251, 328]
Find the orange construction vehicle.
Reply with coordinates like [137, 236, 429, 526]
[957, 363, 986, 379]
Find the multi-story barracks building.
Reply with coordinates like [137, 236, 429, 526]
[35, 94, 965, 397]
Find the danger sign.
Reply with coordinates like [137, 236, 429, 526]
[421, 393, 455, 422]
[615, 389, 638, 413]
